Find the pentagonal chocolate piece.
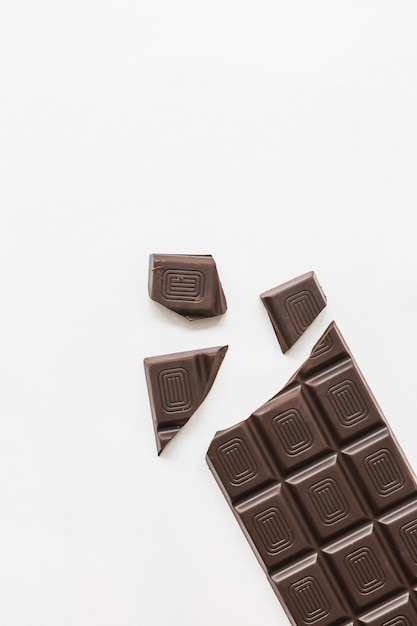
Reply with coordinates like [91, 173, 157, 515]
[148, 254, 227, 321]
[260, 271, 326, 352]
[144, 345, 227, 454]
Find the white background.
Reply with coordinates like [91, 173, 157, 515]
[1, 1, 417, 624]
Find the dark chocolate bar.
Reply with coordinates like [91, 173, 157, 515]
[207, 323, 417, 625]
[148, 254, 227, 320]
[145, 345, 227, 454]
[260, 272, 326, 352]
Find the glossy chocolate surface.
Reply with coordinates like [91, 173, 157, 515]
[207, 323, 417, 624]
[260, 271, 326, 352]
[145, 345, 227, 454]
[148, 254, 227, 320]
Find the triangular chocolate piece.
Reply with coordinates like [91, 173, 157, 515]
[144, 345, 228, 454]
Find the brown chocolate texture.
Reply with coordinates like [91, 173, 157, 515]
[145, 345, 228, 455]
[207, 323, 417, 625]
[260, 271, 326, 353]
[149, 254, 227, 321]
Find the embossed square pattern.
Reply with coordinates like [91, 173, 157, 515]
[207, 323, 417, 625]
[148, 253, 227, 320]
[260, 271, 327, 353]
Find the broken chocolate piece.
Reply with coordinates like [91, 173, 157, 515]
[260, 271, 326, 352]
[148, 254, 227, 321]
[145, 345, 228, 455]
[207, 323, 417, 624]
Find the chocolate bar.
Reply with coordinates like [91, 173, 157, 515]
[145, 345, 228, 454]
[260, 272, 326, 352]
[207, 323, 417, 624]
[148, 254, 227, 320]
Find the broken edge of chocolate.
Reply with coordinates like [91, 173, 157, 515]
[207, 323, 417, 624]
[260, 271, 326, 353]
[148, 254, 227, 321]
[145, 345, 228, 455]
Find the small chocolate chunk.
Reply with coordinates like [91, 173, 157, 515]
[260, 271, 326, 352]
[148, 254, 227, 321]
[207, 323, 417, 624]
[144, 345, 228, 455]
